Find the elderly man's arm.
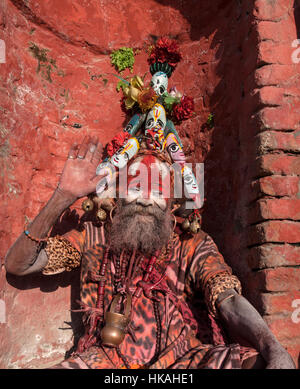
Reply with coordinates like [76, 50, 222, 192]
[216, 289, 296, 369]
[5, 188, 77, 275]
[5, 136, 103, 276]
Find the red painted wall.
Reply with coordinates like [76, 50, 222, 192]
[0, 0, 299, 368]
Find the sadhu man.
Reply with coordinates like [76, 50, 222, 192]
[5, 135, 295, 369]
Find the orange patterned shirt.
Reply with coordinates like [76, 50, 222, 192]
[57, 222, 257, 369]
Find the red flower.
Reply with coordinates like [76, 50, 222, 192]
[148, 37, 182, 69]
[172, 96, 195, 123]
[106, 132, 130, 157]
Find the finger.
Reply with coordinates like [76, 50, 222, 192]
[68, 143, 79, 159]
[77, 135, 91, 159]
[91, 141, 104, 164]
[85, 136, 99, 162]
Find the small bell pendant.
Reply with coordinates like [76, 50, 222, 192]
[97, 207, 107, 222]
[190, 220, 200, 234]
[82, 198, 94, 212]
[181, 218, 190, 231]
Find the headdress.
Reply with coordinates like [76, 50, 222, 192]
[82, 37, 202, 234]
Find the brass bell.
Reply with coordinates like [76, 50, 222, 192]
[97, 207, 107, 222]
[101, 293, 131, 348]
[190, 220, 200, 234]
[182, 218, 190, 231]
[82, 198, 94, 212]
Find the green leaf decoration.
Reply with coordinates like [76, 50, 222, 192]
[163, 94, 180, 111]
[110, 47, 135, 73]
[116, 80, 128, 92]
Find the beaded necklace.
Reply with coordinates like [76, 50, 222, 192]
[74, 233, 177, 368]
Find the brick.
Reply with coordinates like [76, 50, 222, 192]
[248, 220, 300, 245]
[255, 86, 300, 113]
[249, 267, 300, 292]
[257, 131, 300, 153]
[252, 175, 300, 198]
[264, 314, 300, 342]
[257, 86, 286, 106]
[253, 154, 300, 177]
[260, 291, 300, 315]
[254, 0, 292, 21]
[249, 198, 300, 223]
[257, 41, 295, 65]
[257, 106, 300, 131]
[255, 64, 299, 88]
[248, 243, 300, 269]
[264, 267, 300, 292]
[257, 19, 297, 43]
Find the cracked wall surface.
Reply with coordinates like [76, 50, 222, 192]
[0, 0, 299, 368]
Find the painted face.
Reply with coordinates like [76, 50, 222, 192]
[96, 161, 114, 195]
[144, 104, 167, 150]
[150, 71, 168, 96]
[121, 154, 171, 210]
[182, 166, 199, 194]
[166, 133, 186, 164]
[110, 137, 140, 169]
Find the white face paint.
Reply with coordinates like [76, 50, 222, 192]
[145, 103, 166, 133]
[124, 156, 168, 210]
[182, 166, 199, 194]
[111, 152, 129, 169]
[110, 138, 140, 169]
[150, 71, 168, 96]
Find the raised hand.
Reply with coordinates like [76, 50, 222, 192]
[58, 135, 104, 199]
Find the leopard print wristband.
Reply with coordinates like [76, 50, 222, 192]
[42, 236, 81, 275]
[204, 271, 242, 318]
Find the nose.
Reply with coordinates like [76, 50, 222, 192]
[136, 197, 154, 207]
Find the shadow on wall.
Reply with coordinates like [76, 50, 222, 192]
[153, 0, 233, 41]
[153, 0, 255, 262]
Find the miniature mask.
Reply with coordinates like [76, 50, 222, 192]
[144, 103, 167, 150]
[150, 71, 168, 96]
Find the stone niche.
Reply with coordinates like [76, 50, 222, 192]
[0, 0, 299, 368]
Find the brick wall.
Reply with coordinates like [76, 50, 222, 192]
[250, 0, 300, 366]
[202, 0, 300, 367]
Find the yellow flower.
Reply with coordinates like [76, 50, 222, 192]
[123, 76, 144, 109]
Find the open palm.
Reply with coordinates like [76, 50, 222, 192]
[58, 136, 105, 199]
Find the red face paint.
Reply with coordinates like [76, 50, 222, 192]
[124, 155, 171, 199]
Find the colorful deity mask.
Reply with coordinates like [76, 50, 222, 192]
[181, 165, 202, 209]
[150, 71, 168, 96]
[96, 161, 115, 196]
[144, 103, 167, 150]
[110, 137, 140, 169]
[123, 113, 146, 136]
[165, 133, 185, 165]
[182, 165, 199, 195]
